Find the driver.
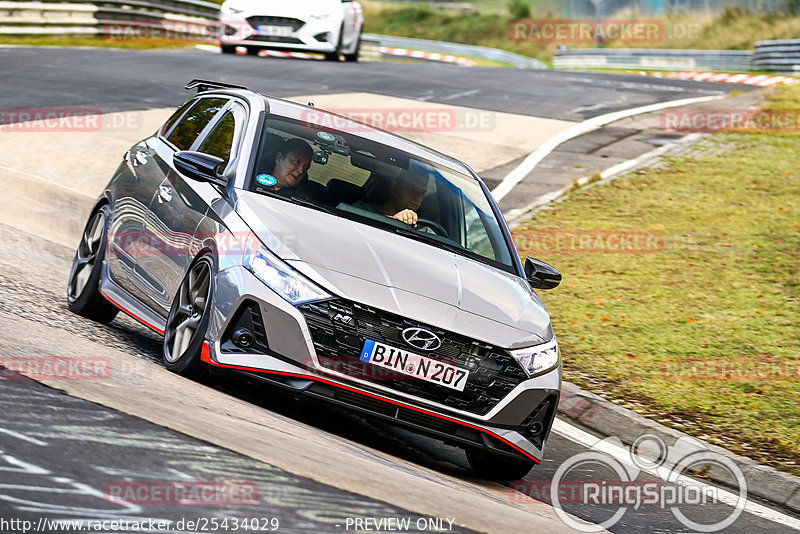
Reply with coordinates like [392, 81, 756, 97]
[354, 170, 428, 227]
[255, 138, 313, 196]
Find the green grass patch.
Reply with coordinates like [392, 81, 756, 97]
[362, 1, 555, 64]
[0, 35, 211, 49]
[363, 2, 800, 65]
[512, 85, 800, 474]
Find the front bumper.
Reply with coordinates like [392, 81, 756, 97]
[219, 14, 338, 53]
[207, 266, 561, 462]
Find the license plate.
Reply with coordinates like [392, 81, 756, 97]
[359, 339, 469, 392]
[257, 25, 292, 37]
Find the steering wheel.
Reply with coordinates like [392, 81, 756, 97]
[416, 218, 449, 238]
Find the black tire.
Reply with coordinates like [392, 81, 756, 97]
[343, 29, 361, 62]
[67, 204, 118, 324]
[324, 26, 344, 61]
[220, 44, 236, 54]
[162, 255, 214, 379]
[246, 46, 261, 56]
[466, 449, 536, 481]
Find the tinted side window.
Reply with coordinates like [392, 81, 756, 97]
[160, 99, 194, 136]
[167, 98, 227, 150]
[198, 111, 235, 167]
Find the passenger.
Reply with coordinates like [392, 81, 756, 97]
[255, 138, 313, 196]
[354, 170, 428, 227]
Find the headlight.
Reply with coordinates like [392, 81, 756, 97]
[309, 13, 332, 19]
[220, 2, 243, 15]
[509, 337, 560, 376]
[243, 234, 332, 305]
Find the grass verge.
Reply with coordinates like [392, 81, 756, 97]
[512, 85, 800, 475]
[0, 35, 210, 49]
[363, 3, 800, 65]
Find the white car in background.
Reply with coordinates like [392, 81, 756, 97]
[219, 0, 363, 61]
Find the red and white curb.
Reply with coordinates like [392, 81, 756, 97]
[668, 71, 800, 86]
[378, 46, 477, 67]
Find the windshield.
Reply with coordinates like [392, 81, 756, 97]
[246, 116, 515, 273]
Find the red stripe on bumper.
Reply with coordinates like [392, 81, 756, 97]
[200, 341, 539, 463]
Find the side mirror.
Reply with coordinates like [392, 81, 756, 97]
[524, 257, 562, 290]
[174, 151, 227, 187]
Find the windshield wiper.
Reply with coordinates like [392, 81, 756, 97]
[393, 228, 466, 255]
[287, 196, 335, 215]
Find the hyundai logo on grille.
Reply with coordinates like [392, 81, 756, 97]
[401, 327, 441, 351]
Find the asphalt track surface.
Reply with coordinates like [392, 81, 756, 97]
[0, 46, 794, 533]
[0, 46, 731, 120]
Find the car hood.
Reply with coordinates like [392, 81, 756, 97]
[236, 193, 551, 347]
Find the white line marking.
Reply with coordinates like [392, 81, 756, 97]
[194, 44, 220, 53]
[440, 89, 480, 101]
[552, 418, 800, 530]
[490, 94, 726, 202]
[502, 133, 701, 224]
[0, 428, 48, 446]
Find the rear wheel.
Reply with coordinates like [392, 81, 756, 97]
[466, 449, 536, 481]
[246, 46, 261, 56]
[163, 255, 214, 379]
[67, 205, 118, 323]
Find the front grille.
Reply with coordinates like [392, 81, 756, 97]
[248, 35, 304, 44]
[246, 16, 304, 32]
[298, 299, 528, 415]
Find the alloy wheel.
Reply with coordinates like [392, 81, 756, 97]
[164, 260, 211, 363]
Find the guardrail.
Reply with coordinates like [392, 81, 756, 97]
[2, 1, 796, 74]
[363, 33, 546, 69]
[753, 39, 800, 74]
[0, 0, 220, 36]
[553, 48, 754, 72]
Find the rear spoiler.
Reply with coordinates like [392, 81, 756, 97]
[185, 79, 248, 93]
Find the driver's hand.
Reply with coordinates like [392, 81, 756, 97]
[391, 209, 418, 227]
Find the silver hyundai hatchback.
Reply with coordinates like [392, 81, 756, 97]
[67, 80, 563, 479]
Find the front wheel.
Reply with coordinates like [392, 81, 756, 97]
[343, 29, 361, 62]
[466, 449, 536, 481]
[220, 44, 236, 54]
[163, 255, 214, 378]
[324, 26, 344, 61]
[67, 205, 118, 323]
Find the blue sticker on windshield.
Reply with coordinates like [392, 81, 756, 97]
[256, 174, 277, 186]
